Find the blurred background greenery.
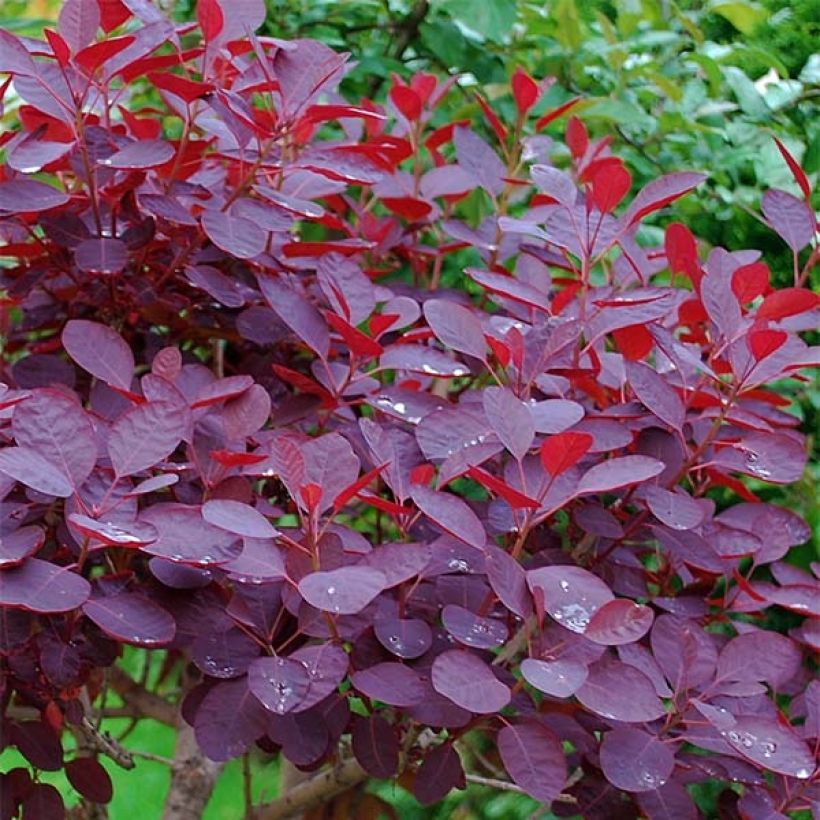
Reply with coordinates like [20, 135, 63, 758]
[0, 0, 817, 817]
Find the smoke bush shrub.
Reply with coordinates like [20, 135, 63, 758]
[0, 1, 818, 817]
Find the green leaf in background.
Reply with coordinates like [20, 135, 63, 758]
[723, 65, 770, 118]
[553, 0, 583, 50]
[439, 0, 518, 43]
[710, 1, 768, 35]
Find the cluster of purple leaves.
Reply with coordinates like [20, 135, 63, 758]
[0, 0, 818, 816]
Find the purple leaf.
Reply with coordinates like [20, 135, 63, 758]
[532, 165, 577, 207]
[626, 361, 685, 431]
[0, 559, 91, 612]
[201, 210, 266, 259]
[374, 617, 432, 659]
[74, 238, 128, 274]
[379, 344, 470, 378]
[485, 545, 532, 619]
[248, 656, 310, 714]
[584, 599, 654, 646]
[298, 566, 386, 614]
[139, 504, 241, 566]
[413, 744, 465, 805]
[716, 632, 801, 689]
[622, 172, 706, 227]
[529, 399, 585, 434]
[191, 627, 260, 678]
[186, 264, 245, 308]
[720, 716, 814, 779]
[351, 714, 399, 778]
[521, 658, 588, 697]
[202, 499, 278, 539]
[431, 650, 510, 714]
[644, 486, 704, 530]
[423, 299, 487, 360]
[761, 189, 815, 252]
[600, 727, 675, 792]
[483, 386, 534, 460]
[453, 126, 506, 196]
[222, 538, 285, 581]
[194, 678, 267, 761]
[0, 180, 69, 212]
[62, 320, 134, 390]
[100, 139, 174, 169]
[83, 593, 175, 646]
[257, 275, 330, 358]
[351, 662, 426, 707]
[442, 604, 508, 648]
[68, 514, 158, 548]
[0, 29, 38, 76]
[0, 446, 73, 497]
[0, 526, 44, 568]
[108, 401, 186, 477]
[58, 0, 100, 52]
[526, 565, 614, 634]
[576, 455, 665, 495]
[651, 615, 717, 691]
[289, 644, 349, 712]
[410, 485, 486, 548]
[498, 722, 566, 804]
[12, 388, 96, 488]
[576, 658, 667, 722]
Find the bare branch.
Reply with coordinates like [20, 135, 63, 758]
[257, 757, 368, 820]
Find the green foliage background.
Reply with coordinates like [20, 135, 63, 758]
[0, 0, 817, 817]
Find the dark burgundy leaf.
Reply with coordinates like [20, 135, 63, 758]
[201, 210, 266, 259]
[202, 499, 278, 539]
[65, 757, 113, 804]
[626, 361, 685, 431]
[9, 721, 63, 771]
[298, 566, 386, 614]
[0, 180, 69, 212]
[431, 650, 510, 714]
[194, 678, 268, 761]
[351, 714, 399, 778]
[351, 662, 426, 707]
[374, 617, 432, 659]
[600, 728, 675, 792]
[0, 526, 44, 568]
[68, 514, 158, 547]
[413, 744, 465, 805]
[576, 455, 665, 495]
[576, 658, 667, 722]
[0, 446, 73, 497]
[21, 783, 64, 819]
[521, 658, 588, 698]
[442, 604, 508, 649]
[584, 599, 654, 646]
[108, 401, 187, 477]
[257, 275, 330, 358]
[83, 593, 175, 646]
[289, 643, 349, 712]
[74, 238, 128, 274]
[410, 485, 485, 548]
[0, 559, 91, 612]
[483, 386, 534, 460]
[423, 299, 486, 360]
[248, 656, 310, 714]
[101, 139, 174, 169]
[527, 565, 614, 634]
[498, 722, 566, 804]
[62, 320, 134, 390]
[720, 716, 814, 779]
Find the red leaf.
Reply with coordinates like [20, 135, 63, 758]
[75, 34, 134, 72]
[325, 312, 384, 358]
[756, 288, 819, 321]
[612, 324, 653, 361]
[731, 261, 769, 304]
[209, 450, 267, 468]
[380, 196, 432, 221]
[664, 222, 698, 275]
[540, 432, 593, 477]
[535, 96, 581, 130]
[467, 466, 540, 509]
[749, 329, 787, 361]
[148, 72, 214, 104]
[475, 93, 508, 142]
[44, 29, 70, 67]
[97, 0, 130, 32]
[333, 463, 389, 511]
[590, 162, 631, 213]
[197, 0, 224, 43]
[299, 483, 322, 513]
[389, 84, 422, 121]
[511, 67, 539, 116]
[566, 116, 588, 159]
[773, 136, 811, 200]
